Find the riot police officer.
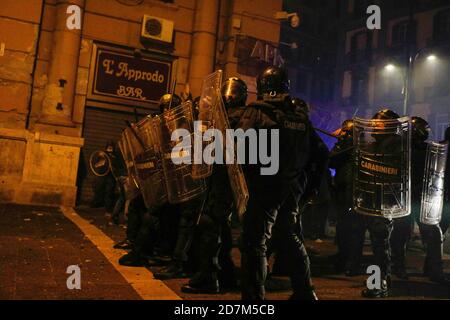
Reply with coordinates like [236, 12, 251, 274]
[181, 77, 248, 293]
[329, 120, 366, 276]
[119, 94, 183, 267]
[159, 93, 182, 113]
[91, 141, 119, 212]
[154, 93, 204, 279]
[390, 117, 449, 284]
[358, 108, 402, 298]
[238, 66, 325, 300]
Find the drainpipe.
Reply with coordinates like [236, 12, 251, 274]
[25, 0, 46, 129]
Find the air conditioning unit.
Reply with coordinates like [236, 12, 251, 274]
[141, 15, 174, 44]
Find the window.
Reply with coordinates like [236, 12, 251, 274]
[434, 10, 450, 42]
[350, 31, 372, 63]
[433, 60, 450, 97]
[350, 73, 367, 105]
[392, 20, 417, 46]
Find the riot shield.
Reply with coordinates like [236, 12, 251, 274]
[124, 116, 168, 209]
[156, 101, 207, 203]
[420, 142, 448, 225]
[353, 116, 411, 219]
[215, 95, 249, 217]
[192, 70, 224, 179]
[89, 150, 111, 177]
[117, 132, 140, 201]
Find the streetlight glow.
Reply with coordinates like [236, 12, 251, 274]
[427, 54, 437, 61]
[385, 64, 396, 72]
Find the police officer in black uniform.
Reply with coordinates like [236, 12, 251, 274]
[359, 108, 401, 298]
[154, 94, 205, 279]
[119, 94, 183, 267]
[238, 66, 325, 300]
[329, 120, 366, 276]
[181, 77, 247, 293]
[390, 117, 450, 284]
[91, 141, 119, 212]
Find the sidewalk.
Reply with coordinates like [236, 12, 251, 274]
[1, 203, 450, 300]
[0, 204, 141, 299]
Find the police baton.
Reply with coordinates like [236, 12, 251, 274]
[314, 127, 339, 139]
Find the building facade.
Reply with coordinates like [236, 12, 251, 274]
[0, 0, 283, 206]
[278, 0, 341, 142]
[335, 0, 450, 139]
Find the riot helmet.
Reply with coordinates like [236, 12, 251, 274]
[341, 119, 354, 137]
[291, 97, 309, 115]
[221, 77, 248, 108]
[256, 66, 290, 100]
[159, 93, 182, 113]
[411, 116, 430, 142]
[332, 119, 354, 141]
[105, 140, 115, 153]
[372, 108, 400, 120]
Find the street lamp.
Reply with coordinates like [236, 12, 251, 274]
[403, 47, 434, 115]
[384, 64, 396, 72]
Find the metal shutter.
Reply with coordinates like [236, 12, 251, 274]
[78, 107, 146, 205]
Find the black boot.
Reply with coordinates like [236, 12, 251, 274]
[181, 272, 220, 294]
[119, 250, 148, 267]
[289, 289, 318, 300]
[361, 279, 389, 298]
[392, 264, 409, 280]
[154, 261, 188, 280]
[429, 271, 450, 286]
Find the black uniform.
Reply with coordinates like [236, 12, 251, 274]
[91, 143, 120, 212]
[182, 106, 246, 293]
[238, 98, 323, 300]
[329, 134, 365, 275]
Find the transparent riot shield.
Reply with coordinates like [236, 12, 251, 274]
[117, 132, 140, 201]
[214, 94, 249, 217]
[192, 70, 224, 179]
[420, 142, 448, 225]
[353, 116, 411, 219]
[124, 117, 168, 209]
[89, 150, 111, 177]
[156, 101, 206, 203]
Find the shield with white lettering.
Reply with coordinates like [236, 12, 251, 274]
[420, 141, 448, 225]
[89, 150, 111, 177]
[124, 116, 168, 209]
[117, 132, 140, 201]
[353, 116, 411, 219]
[156, 101, 206, 203]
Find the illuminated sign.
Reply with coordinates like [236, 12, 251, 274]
[234, 35, 284, 77]
[88, 43, 173, 109]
